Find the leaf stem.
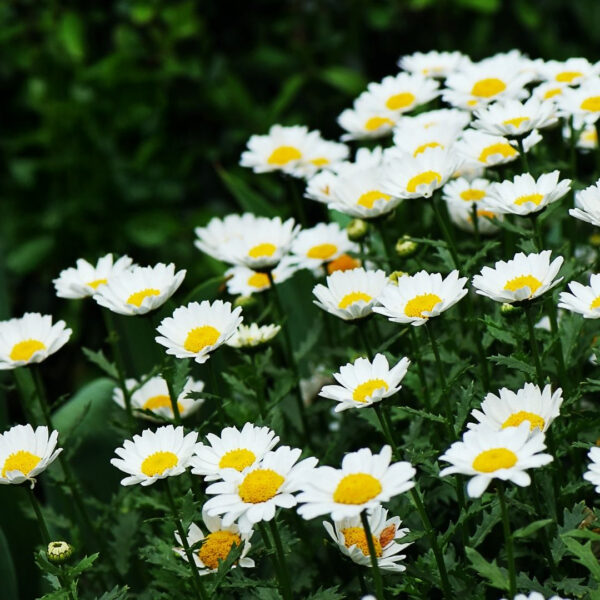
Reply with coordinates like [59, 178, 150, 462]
[268, 519, 293, 600]
[497, 484, 516, 598]
[524, 304, 544, 386]
[360, 510, 385, 600]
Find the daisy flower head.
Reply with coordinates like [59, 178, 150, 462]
[537, 57, 600, 86]
[485, 171, 571, 216]
[446, 200, 502, 235]
[439, 422, 553, 498]
[292, 137, 350, 179]
[0, 313, 72, 370]
[338, 96, 398, 141]
[454, 130, 520, 167]
[398, 50, 471, 79]
[93, 263, 186, 316]
[443, 177, 491, 206]
[53, 253, 133, 299]
[312, 267, 388, 321]
[558, 80, 600, 123]
[373, 270, 468, 327]
[113, 376, 205, 421]
[472, 251, 564, 304]
[226, 323, 281, 349]
[559, 273, 600, 318]
[584, 446, 600, 493]
[467, 383, 563, 434]
[110, 424, 200, 486]
[290, 222, 358, 270]
[296, 445, 415, 521]
[173, 511, 254, 574]
[191, 422, 280, 481]
[320, 353, 410, 412]
[324, 504, 411, 572]
[225, 256, 298, 297]
[155, 300, 243, 364]
[573, 122, 599, 151]
[502, 592, 570, 600]
[395, 108, 471, 134]
[391, 122, 463, 158]
[204, 445, 318, 532]
[570, 179, 600, 227]
[0, 424, 62, 486]
[532, 81, 569, 104]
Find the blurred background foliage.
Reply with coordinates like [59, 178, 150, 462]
[2, 0, 600, 597]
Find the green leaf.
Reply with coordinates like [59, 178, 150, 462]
[465, 547, 509, 591]
[216, 166, 278, 217]
[394, 406, 446, 424]
[513, 518, 554, 539]
[489, 354, 536, 379]
[66, 553, 99, 578]
[0, 527, 18, 600]
[58, 12, 85, 61]
[82, 347, 118, 379]
[561, 534, 600, 581]
[318, 67, 367, 96]
[95, 586, 130, 600]
[269, 74, 305, 120]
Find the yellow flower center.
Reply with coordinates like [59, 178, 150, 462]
[556, 70, 582, 83]
[198, 531, 242, 570]
[307, 243, 338, 260]
[581, 96, 600, 112]
[478, 142, 518, 164]
[219, 448, 256, 472]
[543, 88, 562, 99]
[184, 325, 221, 353]
[406, 171, 442, 194]
[590, 296, 600, 310]
[333, 473, 383, 504]
[413, 142, 442, 157]
[364, 116, 395, 131]
[472, 447, 518, 473]
[142, 394, 182, 414]
[238, 468, 284, 503]
[460, 189, 486, 202]
[502, 117, 529, 129]
[247, 272, 271, 288]
[352, 378, 389, 403]
[471, 77, 506, 98]
[140, 451, 178, 477]
[310, 157, 330, 167]
[469, 209, 496, 222]
[338, 291, 372, 309]
[502, 410, 545, 431]
[385, 92, 416, 110]
[357, 190, 391, 209]
[327, 254, 361, 274]
[86, 278, 107, 289]
[341, 526, 382, 557]
[503, 274, 542, 295]
[248, 243, 277, 258]
[2, 450, 41, 478]
[10, 339, 46, 362]
[404, 293, 442, 318]
[127, 288, 161, 307]
[268, 146, 302, 166]
[583, 129, 598, 144]
[514, 193, 544, 207]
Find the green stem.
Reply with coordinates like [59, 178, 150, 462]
[374, 404, 397, 456]
[375, 219, 395, 269]
[530, 214, 544, 252]
[569, 116, 577, 179]
[529, 474, 559, 578]
[516, 136, 530, 173]
[288, 176, 307, 226]
[163, 363, 182, 425]
[268, 519, 293, 600]
[546, 298, 569, 396]
[27, 486, 50, 544]
[360, 510, 385, 600]
[253, 354, 267, 419]
[524, 304, 544, 387]
[470, 203, 480, 246]
[357, 323, 373, 358]
[432, 194, 460, 270]
[497, 484, 516, 598]
[408, 327, 431, 410]
[465, 296, 491, 391]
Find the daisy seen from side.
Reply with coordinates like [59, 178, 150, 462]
[558, 273, 600, 318]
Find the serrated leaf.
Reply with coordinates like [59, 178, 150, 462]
[394, 405, 446, 423]
[82, 347, 118, 379]
[561, 535, 600, 581]
[513, 518, 554, 539]
[489, 354, 536, 378]
[465, 547, 509, 591]
[67, 553, 99, 578]
[95, 586, 130, 600]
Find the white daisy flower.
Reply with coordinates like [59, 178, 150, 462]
[531, 81, 569, 103]
[502, 592, 570, 600]
[398, 50, 471, 79]
[584, 446, 600, 493]
[313, 267, 388, 321]
[558, 273, 600, 318]
[225, 256, 298, 297]
[320, 353, 410, 412]
[155, 300, 243, 364]
[558, 80, 600, 123]
[573, 122, 599, 151]
[0, 424, 62, 486]
[290, 137, 350, 179]
[537, 57, 600, 86]
[204, 446, 318, 533]
[173, 510, 254, 574]
[467, 383, 563, 433]
[439, 422, 553, 498]
[53, 254, 133, 299]
[446, 201, 502, 235]
[0, 313, 72, 370]
[485, 171, 571, 216]
[391, 123, 463, 158]
[191, 422, 279, 481]
[113, 376, 205, 421]
[454, 130, 520, 167]
[373, 270, 468, 327]
[110, 424, 200, 486]
[226, 323, 281, 348]
[443, 177, 492, 205]
[324, 504, 411, 572]
[93, 263, 186, 316]
[472, 251, 564, 304]
[290, 222, 358, 270]
[338, 98, 398, 141]
[296, 445, 415, 521]
[570, 179, 600, 226]
[394, 108, 471, 134]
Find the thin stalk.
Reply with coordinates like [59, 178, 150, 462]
[375, 219, 395, 269]
[596, 122, 600, 175]
[357, 323, 373, 358]
[465, 296, 491, 391]
[360, 510, 385, 600]
[524, 304, 544, 386]
[408, 327, 431, 409]
[357, 569, 368, 595]
[163, 364, 182, 425]
[288, 177, 307, 226]
[470, 203, 480, 246]
[374, 404, 397, 456]
[253, 354, 267, 419]
[530, 214, 544, 252]
[432, 194, 460, 269]
[546, 297, 569, 396]
[268, 519, 293, 600]
[569, 116, 577, 179]
[516, 136, 530, 173]
[27, 486, 51, 544]
[497, 484, 516, 599]
[529, 474, 559, 578]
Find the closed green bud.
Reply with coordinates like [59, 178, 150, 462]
[500, 302, 520, 318]
[388, 271, 408, 284]
[47, 541, 73, 564]
[233, 295, 257, 309]
[395, 235, 418, 258]
[347, 219, 369, 242]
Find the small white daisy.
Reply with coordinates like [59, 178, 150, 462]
[226, 323, 281, 349]
[559, 274, 600, 318]
[502, 592, 570, 600]
[290, 137, 350, 179]
[93, 263, 186, 316]
[225, 256, 298, 297]
[0, 424, 62, 486]
[338, 98, 398, 141]
[290, 222, 358, 270]
[390, 123, 463, 158]
[394, 108, 471, 134]
[398, 50, 471, 79]
[53, 254, 133, 299]
[472, 251, 564, 304]
[454, 130, 520, 167]
[537, 57, 600, 86]
[446, 201, 502, 235]
[570, 180, 600, 227]
[584, 446, 600, 493]
[439, 422, 553, 498]
[442, 177, 492, 206]
[531, 81, 569, 103]
[0, 313, 72, 370]
[558, 81, 600, 123]
[155, 300, 243, 364]
[320, 353, 410, 412]
[110, 424, 200, 486]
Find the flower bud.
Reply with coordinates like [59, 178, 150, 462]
[388, 271, 407, 285]
[500, 302, 520, 318]
[233, 295, 257, 309]
[47, 541, 73, 564]
[395, 235, 418, 258]
[347, 219, 369, 242]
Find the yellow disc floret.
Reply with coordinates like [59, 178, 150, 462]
[338, 292, 372, 309]
[460, 189, 486, 202]
[478, 143, 517, 164]
[406, 171, 442, 194]
[238, 469, 284, 503]
[413, 142, 442, 157]
[307, 244, 338, 260]
[404, 293, 442, 318]
[581, 96, 600, 112]
[353, 379, 389, 403]
[471, 78, 506, 98]
[590, 296, 600, 310]
[333, 473, 382, 504]
[141, 451, 178, 477]
[127, 288, 161, 307]
[502, 411, 545, 431]
[357, 190, 391, 209]
[268, 146, 302, 166]
[341, 526, 382, 557]
[2, 450, 41, 478]
[503, 274, 542, 295]
[556, 71, 581, 83]
[502, 117, 529, 129]
[247, 272, 271, 289]
[142, 394, 182, 414]
[184, 326, 221, 353]
[10, 339, 46, 362]
[198, 531, 242, 570]
[219, 448, 256, 472]
[514, 193, 544, 207]
[86, 278, 108, 289]
[364, 116, 394, 131]
[472, 448, 518, 473]
[386, 92, 416, 111]
[248, 243, 277, 258]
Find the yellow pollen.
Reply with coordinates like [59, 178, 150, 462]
[307, 243, 337, 260]
[590, 296, 600, 310]
[86, 278, 107, 289]
[10, 340, 46, 362]
[404, 293, 442, 318]
[514, 193, 544, 207]
[556, 70, 582, 83]
[478, 143, 517, 164]
[268, 146, 302, 166]
[341, 527, 382, 557]
[502, 117, 529, 129]
[333, 473, 382, 504]
[467, 99, 478, 107]
[310, 157, 330, 167]
[581, 96, 600, 112]
[502, 411, 545, 431]
[184, 325, 221, 353]
[504, 274, 542, 295]
[338, 291, 372, 309]
[406, 171, 442, 194]
[460, 189, 486, 202]
[327, 254, 361, 274]
[248, 243, 277, 258]
[583, 129, 598, 144]
[238, 468, 284, 503]
[198, 531, 242, 570]
[127, 288, 160, 307]
[352, 378, 389, 403]
[140, 451, 178, 477]
[219, 448, 256, 472]
[471, 209, 496, 221]
[413, 142, 442, 157]
[543, 88, 562, 99]
[2, 450, 41, 478]
[472, 447, 518, 473]
[142, 394, 182, 414]
[386, 92, 416, 110]
[471, 77, 506, 98]
[364, 116, 394, 131]
[247, 272, 271, 288]
[357, 190, 391, 209]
